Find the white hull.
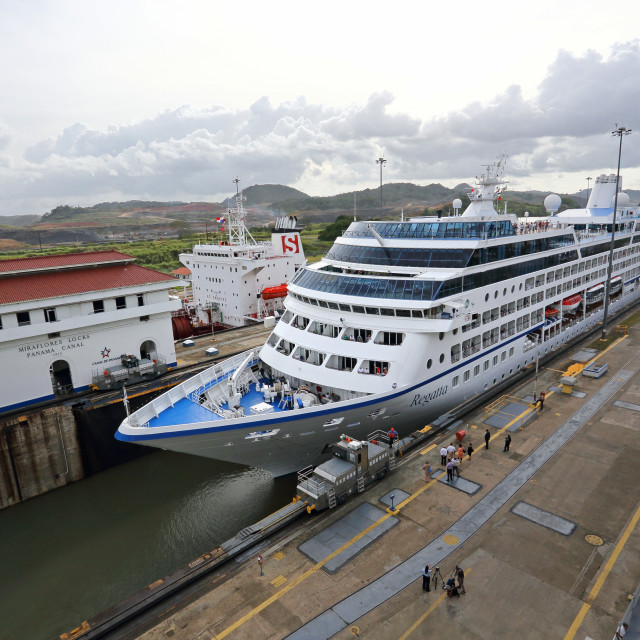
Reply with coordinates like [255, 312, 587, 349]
[117, 283, 640, 475]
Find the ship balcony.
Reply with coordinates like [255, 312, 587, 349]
[292, 347, 325, 366]
[308, 321, 341, 338]
[325, 355, 357, 372]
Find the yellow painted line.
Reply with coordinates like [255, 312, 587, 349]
[589, 335, 628, 365]
[419, 444, 436, 456]
[398, 568, 472, 640]
[271, 575, 287, 587]
[213, 472, 446, 639]
[563, 500, 640, 640]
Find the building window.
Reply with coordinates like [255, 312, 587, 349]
[93, 300, 105, 314]
[0, 316, 3, 330]
[452, 375, 459, 388]
[17, 311, 30, 326]
[44, 308, 57, 322]
[116, 296, 126, 310]
[137, 294, 144, 307]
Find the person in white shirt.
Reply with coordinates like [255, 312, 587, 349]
[615, 621, 628, 638]
[440, 446, 448, 465]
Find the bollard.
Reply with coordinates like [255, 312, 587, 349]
[258, 554, 264, 576]
[390, 494, 396, 511]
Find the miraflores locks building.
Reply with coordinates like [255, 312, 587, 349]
[0, 251, 180, 413]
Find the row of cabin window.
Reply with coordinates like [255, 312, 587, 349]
[325, 235, 576, 269]
[2, 294, 145, 329]
[451, 347, 516, 387]
[290, 242, 638, 319]
[292, 249, 578, 301]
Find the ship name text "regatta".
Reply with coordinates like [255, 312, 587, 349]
[409, 385, 448, 407]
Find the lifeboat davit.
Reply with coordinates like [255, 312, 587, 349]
[545, 306, 559, 318]
[561, 294, 582, 313]
[261, 284, 288, 300]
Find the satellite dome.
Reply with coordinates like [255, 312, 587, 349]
[616, 192, 630, 207]
[544, 194, 562, 213]
[452, 198, 462, 210]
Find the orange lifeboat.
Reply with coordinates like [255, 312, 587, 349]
[261, 284, 288, 300]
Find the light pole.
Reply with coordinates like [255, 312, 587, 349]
[601, 125, 632, 341]
[586, 176, 592, 206]
[376, 157, 386, 215]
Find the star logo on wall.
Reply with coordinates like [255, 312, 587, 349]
[101, 347, 111, 358]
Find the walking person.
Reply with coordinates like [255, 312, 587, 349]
[466, 442, 474, 460]
[457, 444, 465, 461]
[539, 391, 546, 412]
[422, 564, 431, 592]
[456, 566, 466, 594]
[484, 429, 490, 449]
[446, 459, 454, 482]
[440, 445, 448, 466]
[504, 434, 511, 452]
[452, 457, 460, 478]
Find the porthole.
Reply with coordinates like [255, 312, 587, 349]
[511, 285, 515, 293]
[519, 283, 523, 290]
[440, 354, 445, 364]
[517, 364, 521, 370]
[427, 359, 432, 369]
[439, 332, 444, 340]
[493, 378, 497, 385]
[501, 373, 505, 379]
[494, 291, 498, 299]
[485, 293, 489, 302]
[503, 288, 507, 296]
[453, 328, 458, 335]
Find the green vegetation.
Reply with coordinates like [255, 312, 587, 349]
[318, 215, 354, 242]
[587, 307, 640, 351]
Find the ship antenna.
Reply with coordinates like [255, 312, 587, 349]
[233, 177, 241, 194]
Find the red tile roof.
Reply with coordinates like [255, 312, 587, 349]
[172, 267, 192, 276]
[0, 263, 177, 305]
[0, 250, 134, 274]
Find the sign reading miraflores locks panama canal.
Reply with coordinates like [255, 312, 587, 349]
[17, 332, 121, 366]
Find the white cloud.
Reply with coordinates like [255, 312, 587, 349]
[1, 42, 639, 216]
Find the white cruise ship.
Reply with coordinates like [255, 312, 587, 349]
[116, 157, 640, 475]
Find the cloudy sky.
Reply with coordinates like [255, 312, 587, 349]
[0, 0, 639, 217]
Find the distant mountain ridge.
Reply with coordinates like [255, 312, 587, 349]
[2, 183, 640, 229]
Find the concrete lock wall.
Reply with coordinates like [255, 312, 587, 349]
[0, 406, 85, 509]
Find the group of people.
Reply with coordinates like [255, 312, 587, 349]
[439, 441, 474, 482]
[421, 564, 466, 596]
[515, 220, 553, 234]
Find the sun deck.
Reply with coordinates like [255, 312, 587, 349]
[145, 380, 292, 429]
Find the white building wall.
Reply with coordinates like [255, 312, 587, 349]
[0, 284, 179, 412]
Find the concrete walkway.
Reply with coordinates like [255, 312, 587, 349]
[138, 325, 640, 640]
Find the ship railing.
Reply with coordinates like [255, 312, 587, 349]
[131, 349, 260, 427]
[451, 352, 461, 363]
[297, 466, 327, 495]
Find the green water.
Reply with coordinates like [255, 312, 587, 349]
[0, 452, 297, 640]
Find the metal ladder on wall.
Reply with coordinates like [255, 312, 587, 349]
[388, 453, 397, 472]
[356, 475, 365, 493]
[327, 488, 336, 509]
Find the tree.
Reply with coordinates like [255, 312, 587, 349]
[318, 215, 353, 242]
